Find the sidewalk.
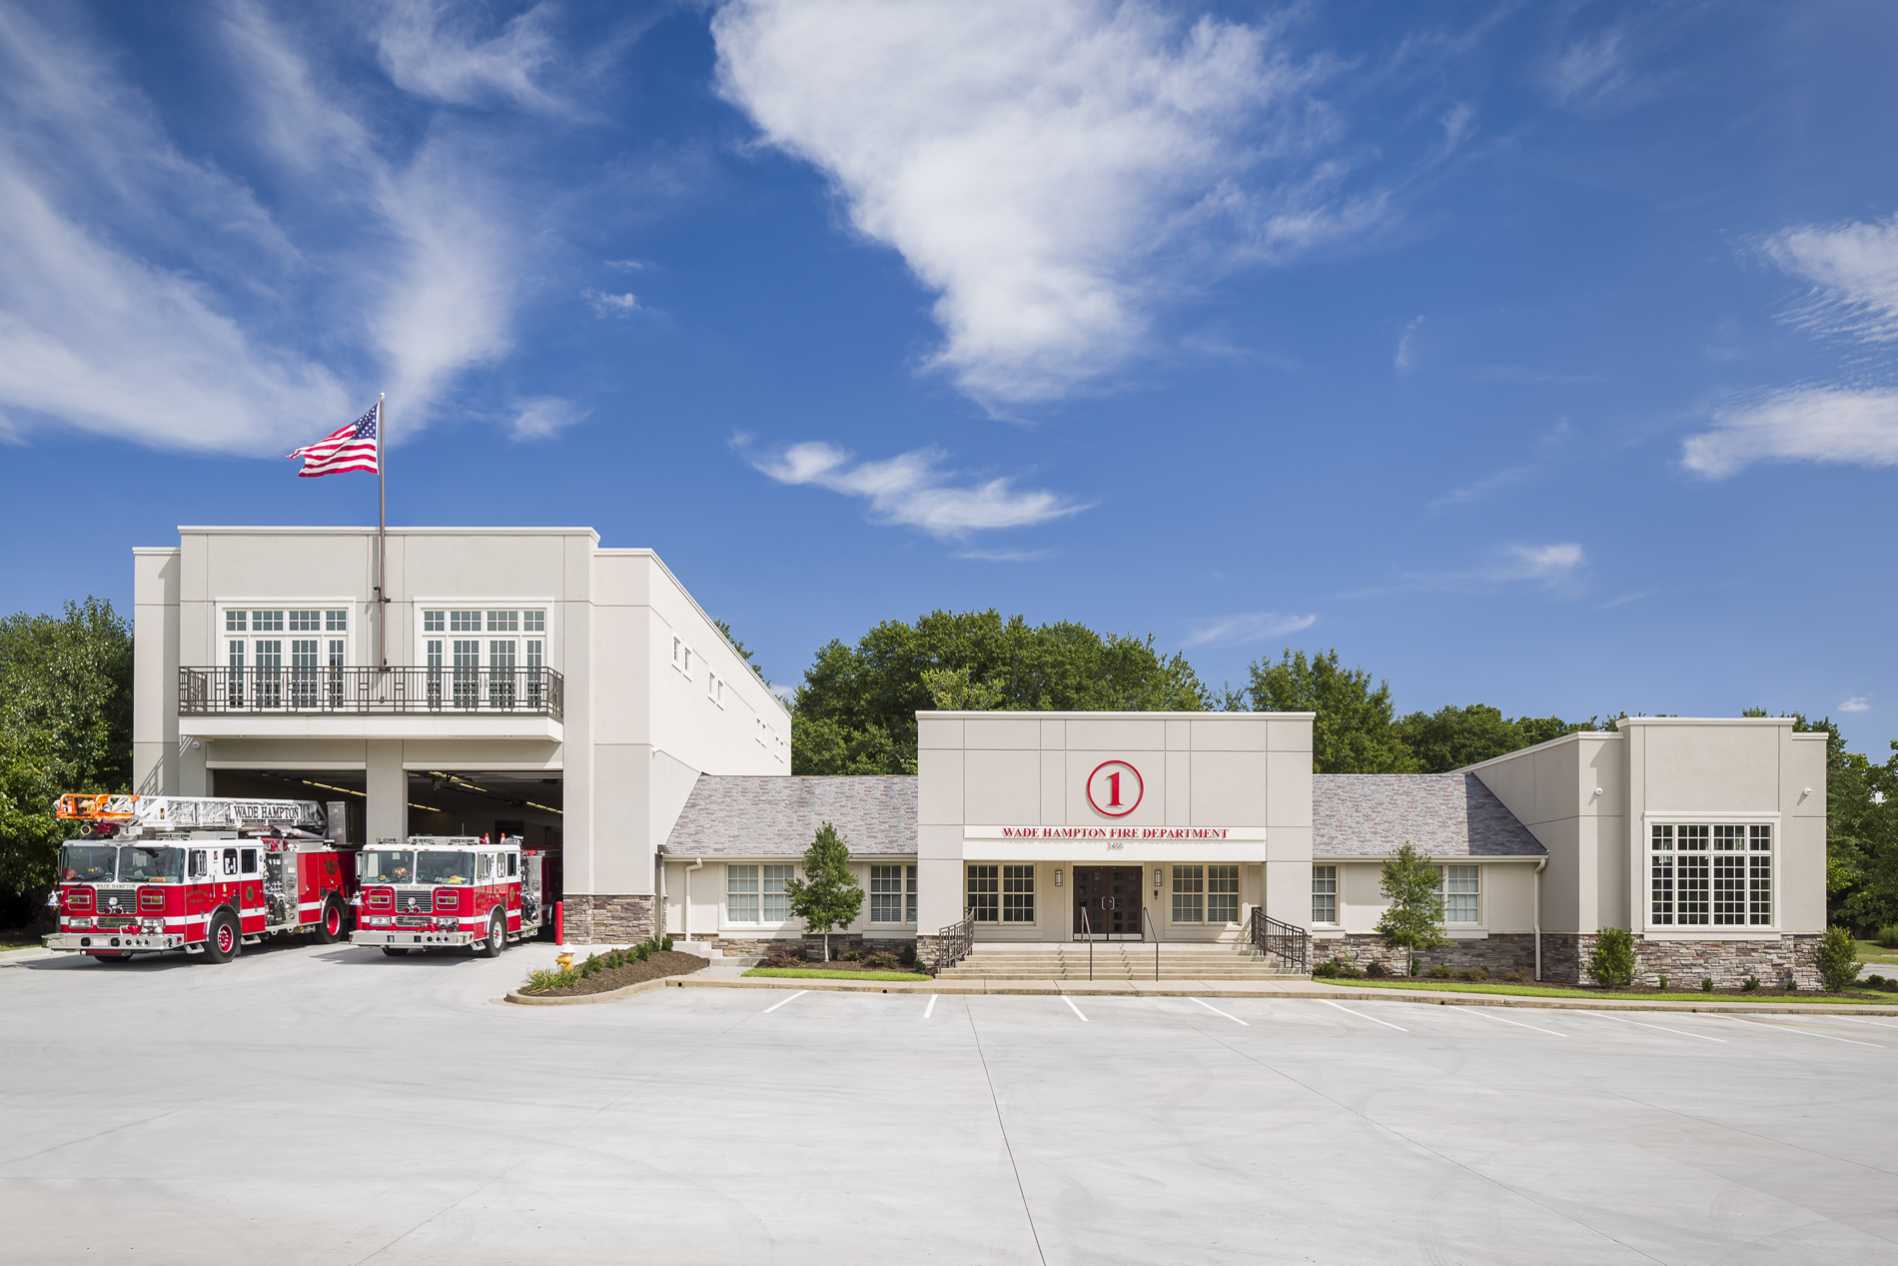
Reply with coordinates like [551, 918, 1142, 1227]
[669, 967, 1898, 1016]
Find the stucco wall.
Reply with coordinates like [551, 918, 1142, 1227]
[1468, 732, 1624, 934]
[1313, 860, 1539, 937]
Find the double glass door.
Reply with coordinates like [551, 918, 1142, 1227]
[1073, 866, 1143, 939]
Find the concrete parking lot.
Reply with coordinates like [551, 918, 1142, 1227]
[3, 942, 1896, 1266]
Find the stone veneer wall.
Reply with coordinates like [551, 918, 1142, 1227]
[1323, 933, 1537, 978]
[1543, 933, 1823, 990]
[562, 894, 655, 944]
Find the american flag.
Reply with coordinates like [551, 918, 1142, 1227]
[289, 406, 380, 478]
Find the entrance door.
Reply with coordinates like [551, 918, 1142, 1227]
[1073, 866, 1144, 939]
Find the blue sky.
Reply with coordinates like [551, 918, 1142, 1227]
[2, 1, 1895, 751]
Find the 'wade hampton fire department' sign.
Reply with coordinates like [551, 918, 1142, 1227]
[996, 825, 1244, 841]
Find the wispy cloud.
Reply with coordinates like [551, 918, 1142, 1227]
[1471, 365, 1602, 386]
[1760, 215, 1898, 347]
[1839, 695, 1872, 714]
[736, 437, 1090, 539]
[1394, 314, 1424, 373]
[1183, 612, 1318, 649]
[582, 289, 640, 317]
[1343, 542, 1587, 599]
[1682, 387, 1898, 479]
[1542, 26, 1635, 113]
[955, 547, 1053, 563]
[1600, 590, 1649, 611]
[712, 0, 1396, 410]
[509, 396, 588, 442]
[373, 0, 570, 115]
[1437, 101, 1477, 160]
[1428, 419, 1571, 510]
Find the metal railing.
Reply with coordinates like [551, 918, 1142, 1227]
[1079, 905, 1093, 980]
[179, 666, 564, 721]
[1247, 907, 1311, 972]
[1141, 905, 1159, 981]
[929, 910, 975, 975]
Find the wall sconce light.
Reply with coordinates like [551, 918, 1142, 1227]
[1591, 786, 1603, 800]
[1152, 867, 1163, 895]
[1054, 868, 1063, 888]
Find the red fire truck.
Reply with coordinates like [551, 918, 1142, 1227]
[45, 795, 355, 964]
[351, 834, 548, 957]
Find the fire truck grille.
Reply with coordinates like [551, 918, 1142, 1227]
[92, 886, 138, 914]
[393, 888, 436, 915]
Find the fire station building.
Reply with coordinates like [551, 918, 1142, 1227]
[135, 527, 1830, 985]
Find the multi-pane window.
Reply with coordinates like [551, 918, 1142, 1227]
[1441, 865, 1480, 925]
[1652, 823, 1771, 928]
[967, 864, 1000, 922]
[1172, 865, 1205, 922]
[1206, 865, 1239, 923]
[1002, 865, 1035, 923]
[222, 607, 346, 708]
[726, 864, 796, 923]
[870, 864, 918, 923]
[419, 608, 547, 710]
[1312, 865, 1339, 925]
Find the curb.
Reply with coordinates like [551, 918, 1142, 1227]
[503, 976, 680, 1006]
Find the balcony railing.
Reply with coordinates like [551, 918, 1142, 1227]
[179, 666, 564, 721]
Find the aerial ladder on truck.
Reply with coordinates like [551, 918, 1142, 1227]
[46, 794, 357, 964]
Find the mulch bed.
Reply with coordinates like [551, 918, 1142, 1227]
[758, 957, 916, 974]
[525, 950, 707, 997]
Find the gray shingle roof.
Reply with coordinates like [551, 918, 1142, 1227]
[662, 775, 918, 858]
[1313, 773, 1543, 858]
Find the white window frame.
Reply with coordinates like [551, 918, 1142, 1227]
[967, 864, 999, 923]
[1645, 816, 1777, 933]
[725, 863, 795, 926]
[216, 600, 353, 709]
[1439, 864, 1481, 928]
[414, 600, 554, 711]
[868, 863, 918, 925]
[1311, 864, 1339, 927]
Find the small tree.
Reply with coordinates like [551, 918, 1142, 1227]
[783, 822, 863, 962]
[1816, 925, 1862, 993]
[1375, 844, 1446, 976]
[1588, 927, 1636, 988]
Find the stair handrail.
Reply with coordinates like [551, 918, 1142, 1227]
[1141, 905, 1158, 981]
[930, 909, 975, 975]
[1079, 904, 1093, 980]
[1247, 907, 1311, 972]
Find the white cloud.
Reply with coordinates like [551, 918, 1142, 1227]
[1182, 612, 1318, 649]
[583, 289, 640, 317]
[1345, 541, 1587, 599]
[605, 258, 647, 271]
[1761, 215, 1898, 346]
[1839, 695, 1872, 714]
[1542, 27, 1635, 112]
[956, 548, 1052, 563]
[509, 396, 588, 441]
[739, 438, 1089, 539]
[712, 0, 1387, 408]
[1437, 101, 1477, 159]
[1499, 542, 1584, 580]
[1683, 387, 1898, 479]
[1429, 464, 1532, 510]
[373, 0, 568, 114]
[1600, 590, 1649, 611]
[1394, 314, 1424, 372]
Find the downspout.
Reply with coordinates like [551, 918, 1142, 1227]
[683, 857, 704, 942]
[1533, 855, 1547, 981]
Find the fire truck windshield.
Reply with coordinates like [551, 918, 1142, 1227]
[415, 851, 477, 885]
[118, 846, 185, 883]
[359, 849, 417, 884]
[59, 843, 118, 882]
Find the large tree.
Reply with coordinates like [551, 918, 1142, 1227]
[1235, 649, 1417, 774]
[0, 599, 133, 924]
[1393, 704, 1589, 773]
[791, 611, 1208, 774]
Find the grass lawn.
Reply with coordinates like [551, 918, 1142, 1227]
[1323, 978, 1897, 1005]
[0, 942, 38, 953]
[1853, 938, 1898, 965]
[745, 967, 931, 983]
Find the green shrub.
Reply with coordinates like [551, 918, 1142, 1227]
[1876, 925, 1898, 950]
[1655, 972, 1669, 992]
[1314, 956, 1364, 979]
[661, 934, 675, 951]
[1463, 967, 1490, 982]
[1364, 960, 1389, 978]
[1816, 926, 1862, 992]
[1587, 928, 1636, 988]
[1700, 976, 1714, 992]
[1425, 963, 1453, 979]
[1742, 974, 1760, 992]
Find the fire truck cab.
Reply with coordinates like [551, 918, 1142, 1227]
[350, 835, 547, 957]
[44, 796, 354, 964]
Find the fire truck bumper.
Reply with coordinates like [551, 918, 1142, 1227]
[350, 929, 478, 948]
[45, 931, 186, 953]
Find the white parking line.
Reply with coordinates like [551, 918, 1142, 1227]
[762, 990, 808, 1014]
[1833, 1015, 1898, 1030]
[1720, 1015, 1884, 1048]
[1189, 997, 1248, 1026]
[1583, 1010, 1726, 1044]
[1466, 1007, 1568, 1038]
[924, 994, 938, 1020]
[1318, 999, 1408, 1032]
[1062, 995, 1089, 1023]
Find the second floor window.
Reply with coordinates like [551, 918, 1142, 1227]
[223, 607, 346, 708]
[421, 608, 547, 709]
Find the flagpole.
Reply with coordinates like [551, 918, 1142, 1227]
[376, 393, 388, 674]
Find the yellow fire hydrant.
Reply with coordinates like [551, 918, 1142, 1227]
[556, 952, 574, 972]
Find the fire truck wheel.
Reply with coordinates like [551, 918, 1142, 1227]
[480, 911, 507, 958]
[204, 910, 240, 963]
[316, 898, 347, 945]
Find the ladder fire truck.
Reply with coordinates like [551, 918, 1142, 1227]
[46, 795, 356, 964]
[351, 834, 548, 957]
